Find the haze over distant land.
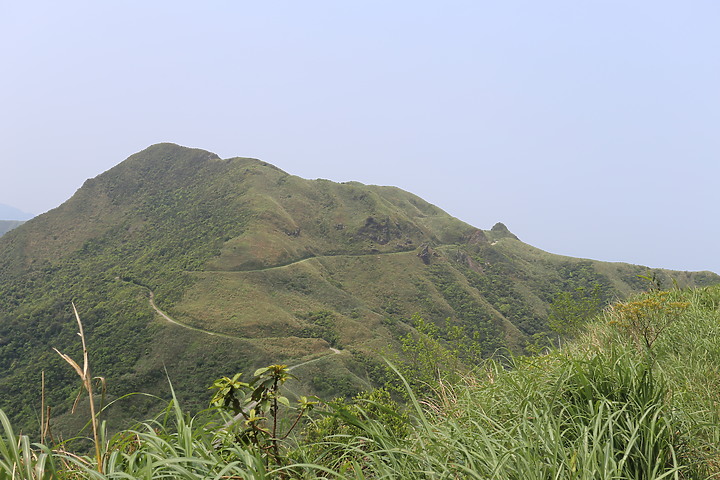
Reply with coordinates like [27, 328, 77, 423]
[0, 203, 34, 221]
[2, 2, 719, 274]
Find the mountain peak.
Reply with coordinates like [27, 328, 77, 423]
[490, 222, 518, 240]
[78, 143, 226, 197]
[122, 143, 221, 168]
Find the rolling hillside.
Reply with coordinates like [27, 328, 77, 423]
[0, 143, 717, 433]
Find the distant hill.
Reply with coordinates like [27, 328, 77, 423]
[0, 203, 33, 221]
[0, 143, 717, 434]
[0, 221, 24, 237]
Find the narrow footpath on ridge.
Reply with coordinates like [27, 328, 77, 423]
[287, 348, 342, 371]
[147, 290, 240, 340]
[198, 248, 417, 274]
[140, 285, 343, 369]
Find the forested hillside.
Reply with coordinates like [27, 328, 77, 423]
[0, 143, 716, 434]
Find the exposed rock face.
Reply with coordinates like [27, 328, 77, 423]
[356, 216, 394, 245]
[417, 244, 432, 264]
[467, 229, 489, 245]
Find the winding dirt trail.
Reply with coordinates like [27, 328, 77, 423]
[138, 250, 406, 367]
[199, 248, 416, 274]
[148, 290, 240, 340]
[287, 350, 343, 371]
[143, 287, 343, 369]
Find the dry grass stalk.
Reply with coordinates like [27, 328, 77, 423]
[40, 370, 45, 443]
[53, 303, 103, 473]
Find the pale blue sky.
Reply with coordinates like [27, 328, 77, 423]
[2, 1, 719, 273]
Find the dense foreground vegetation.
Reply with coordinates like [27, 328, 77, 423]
[2, 285, 720, 479]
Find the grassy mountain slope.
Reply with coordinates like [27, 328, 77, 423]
[0, 143, 716, 434]
[0, 221, 24, 237]
[2, 286, 720, 478]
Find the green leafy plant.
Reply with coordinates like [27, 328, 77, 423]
[210, 364, 318, 468]
[608, 291, 690, 352]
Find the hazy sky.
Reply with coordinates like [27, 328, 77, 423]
[2, 1, 719, 273]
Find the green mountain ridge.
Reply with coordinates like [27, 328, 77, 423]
[0, 143, 717, 433]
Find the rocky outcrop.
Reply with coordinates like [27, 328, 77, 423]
[490, 222, 519, 240]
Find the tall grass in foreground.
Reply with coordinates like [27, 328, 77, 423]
[290, 352, 687, 479]
[292, 286, 720, 479]
[2, 286, 720, 478]
[0, 389, 298, 479]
